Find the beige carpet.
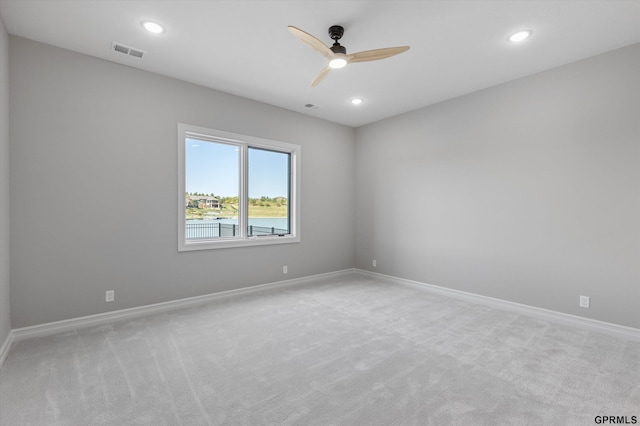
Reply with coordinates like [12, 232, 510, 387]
[1, 272, 639, 425]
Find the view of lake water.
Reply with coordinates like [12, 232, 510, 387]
[187, 218, 288, 228]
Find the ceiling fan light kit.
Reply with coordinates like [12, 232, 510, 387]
[328, 56, 348, 69]
[288, 24, 410, 87]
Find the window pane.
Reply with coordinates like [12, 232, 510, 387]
[185, 138, 239, 240]
[248, 148, 290, 236]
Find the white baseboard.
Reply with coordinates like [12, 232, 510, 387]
[356, 269, 640, 342]
[12, 269, 356, 342]
[0, 330, 12, 370]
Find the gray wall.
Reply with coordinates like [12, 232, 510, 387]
[355, 44, 640, 329]
[9, 36, 355, 328]
[0, 17, 10, 343]
[7, 35, 639, 331]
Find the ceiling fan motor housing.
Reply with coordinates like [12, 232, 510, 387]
[331, 44, 346, 54]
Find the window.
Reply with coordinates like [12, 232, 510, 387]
[178, 123, 301, 251]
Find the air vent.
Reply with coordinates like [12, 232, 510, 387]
[113, 44, 129, 54]
[128, 48, 144, 58]
[111, 42, 145, 59]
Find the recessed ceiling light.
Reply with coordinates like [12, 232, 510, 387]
[142, 21, 165, 34]
[351, 98, 363, 105]
[508, 30, 532, 43]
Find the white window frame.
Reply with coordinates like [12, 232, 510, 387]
[178, 123, 301, 251]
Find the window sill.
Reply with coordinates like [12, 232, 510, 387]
[178, 234, 300, 252]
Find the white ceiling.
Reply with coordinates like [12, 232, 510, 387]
[1, 1, 639, 127]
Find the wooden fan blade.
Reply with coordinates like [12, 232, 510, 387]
[288, 26, 333, 60]
[311, 67, 331, 87]
[346, 46, 410, 63]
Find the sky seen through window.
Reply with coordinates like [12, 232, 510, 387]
[186, 138, 289, 198]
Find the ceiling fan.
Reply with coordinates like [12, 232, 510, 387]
[287, 25, 410, 87]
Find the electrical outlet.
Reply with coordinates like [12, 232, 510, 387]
[283, 265, 288, 274]
[579, 295, 590, 308]
[105, 290, 114, 302]
[372, 260, 377, 268]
